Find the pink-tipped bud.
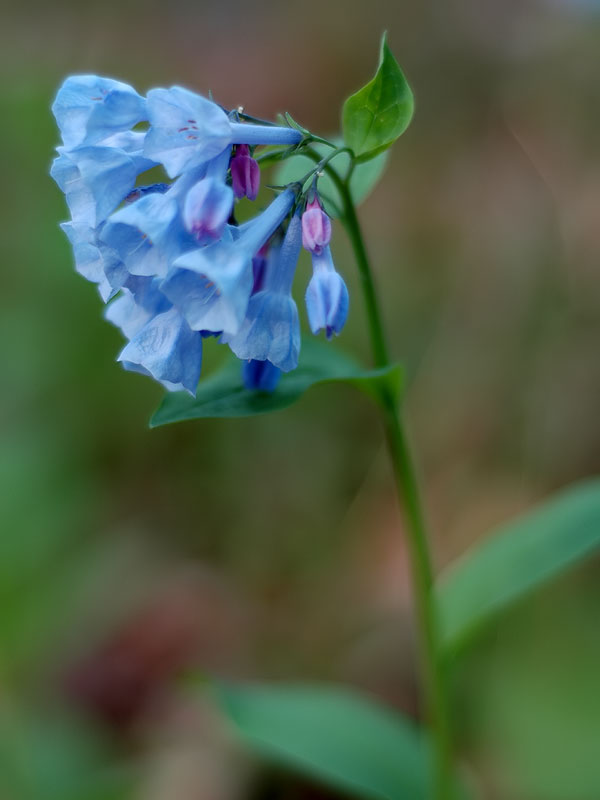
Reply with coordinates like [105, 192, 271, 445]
[230, 144, 260, 201]
[301, 197, 331, 255]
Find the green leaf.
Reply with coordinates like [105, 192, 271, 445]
[342, 32, 414, 161]
[150, 338, 402, 426]
[436, 478, 600, 654]
[212, 682, 432, 800]
[274, 141, 387, 218]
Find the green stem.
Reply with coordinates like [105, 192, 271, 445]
[332, 163, 453, 798]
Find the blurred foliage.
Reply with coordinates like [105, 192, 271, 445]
[1, 0, 600, 798]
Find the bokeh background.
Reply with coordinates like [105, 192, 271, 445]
[1, 0, 599, 798]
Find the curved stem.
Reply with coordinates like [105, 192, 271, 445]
[331, 163, 453, 798]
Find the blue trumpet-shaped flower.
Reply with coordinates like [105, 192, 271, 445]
[161, 187, 297, 337]
[60, 221, 125, 301]
[99, 192, 180, 281]
[144, 86, 302, 178]
[182, 149, 234, 242]
[51, 73, 348, 395]
[105, 275, 171, 339]
[305, 245, 349, 339]
[119, 308, 203, 394]
[50, 143, 156, 228]
[224, 211, 302, 372]
[106, 277, 202, 394]
[52, 75, 147, 149]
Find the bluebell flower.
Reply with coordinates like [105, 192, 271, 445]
[161, 187, 297, 337]
[99, 192, 180, 280]
[118, 307, 203, 394]
[99, 151, 233, 291]
[59, 221, 124, 301]
[52, 75, 147, 149]
[223, 211, 302, 372]
[143, 86, 302, 178]
[50, 144, 156, 228]
[52, 73, 347, 396]
[182, 149, 233, 242]
[305, 245, 349, 339]
[242, 359, 282, 392]
[105, 276, 171, 339]
[106, 277, 202, 394]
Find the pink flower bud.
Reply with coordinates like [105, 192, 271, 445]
[301, 197, 331, 255]
[230, 144, 260, 201]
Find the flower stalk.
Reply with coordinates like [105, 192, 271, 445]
[312, 146, 454, 799]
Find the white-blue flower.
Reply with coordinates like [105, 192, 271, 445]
[305, 245, 349, 339]
[52, 75, 147, 149]
[223, 212, 302, 372]
[162, 188, 297, 337]
[144, 86, 302, 178]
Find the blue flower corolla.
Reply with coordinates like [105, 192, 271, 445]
[52, 75, 147, 150]
[242, 359, 282, 392]
[100, 192, 180, 280]
[50, 143, 156, 228]
[223, 211, 302, 372]
[143, 86, 302, 178]
[107, 283, 203, 394]
[99, 151, 232, 289]
[105, 276, 171, 339]
[60, 221, 125, 301]
[182, 148, 234, 242]
[161, 187, 297, 337]
[305, 244, 349, 339]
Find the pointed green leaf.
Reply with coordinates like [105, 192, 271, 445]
[436, 478, 600, 654]
[342, 33, 414, 161]
[150, 338, 402, 426]
[212, 682, 432, 800]
[274, 141, 387, 218]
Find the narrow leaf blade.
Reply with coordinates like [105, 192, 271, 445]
[436, 478, 600, 653]
[212, 682, 432, 800]
[342, 33, 414, 161]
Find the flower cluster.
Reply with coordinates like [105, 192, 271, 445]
[51, 75, 349, 393]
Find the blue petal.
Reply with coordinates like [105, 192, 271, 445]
[51, 146, 153, 227]
[105, 277, 171, 339]
[265, 211, 303, 294]
[118, 307, 203, 394]
[60, 221, 122, 301]
[305, 268, 349, 338]
[143, 87, 232, 177]
[161, 251, 253, 336]
[242, 359, 282, 392]
[100, 193, 182, 278]
[183, 177, 233, 242]
[225, 292, 300, 372]
[52, 75, 147, 149]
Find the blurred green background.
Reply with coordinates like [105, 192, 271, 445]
[1, 0, 600, 798]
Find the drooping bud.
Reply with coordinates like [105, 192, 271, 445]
[301, 196, 331, 255]
[230, 144, 260, 201]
